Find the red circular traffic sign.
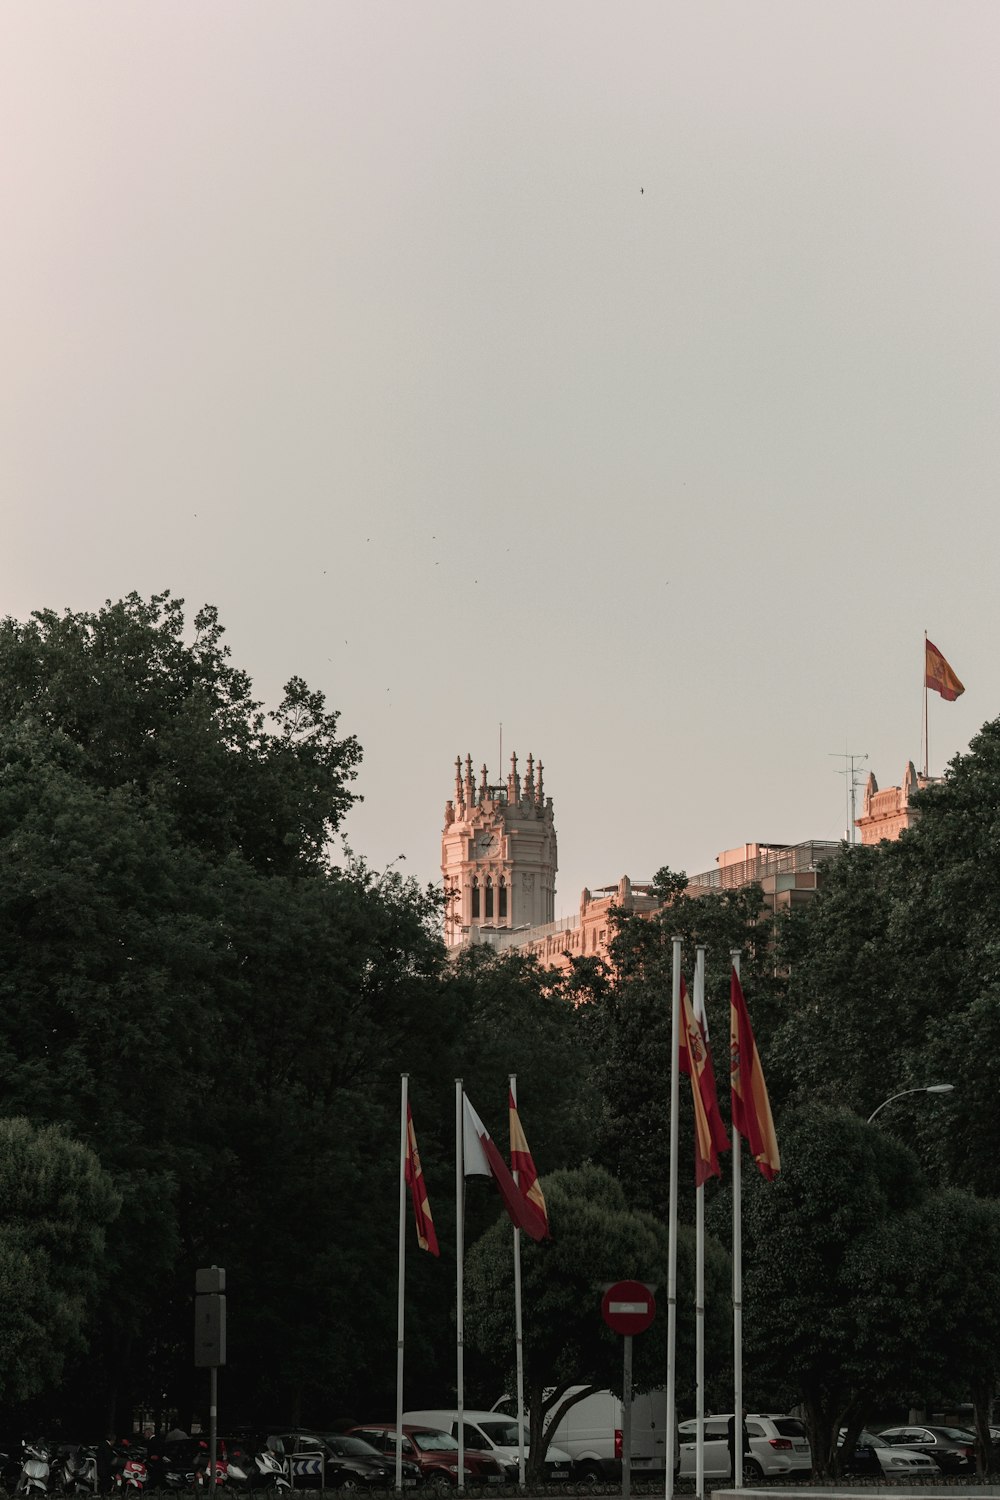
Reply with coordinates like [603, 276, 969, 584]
[601, 1280, 656, 1335]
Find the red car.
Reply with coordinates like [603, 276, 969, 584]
[349, 1425, 506, 1487]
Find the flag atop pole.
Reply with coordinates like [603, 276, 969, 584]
[405, 1102, 440, 1256]
[463, 1093, 548, 1241]
[925, 637, 964, 701]
[679, 978, 730, 1186]
[509, 1088, 551, 1239]
[729, 969, 780, 1181]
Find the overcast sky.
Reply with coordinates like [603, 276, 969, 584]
[3, 4, 998, 914]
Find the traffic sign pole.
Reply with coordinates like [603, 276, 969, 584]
[601, 1281, 656, 1500]
[622, 1334, 633, 1500]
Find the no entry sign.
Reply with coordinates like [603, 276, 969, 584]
[601, 1279, 656, 1335]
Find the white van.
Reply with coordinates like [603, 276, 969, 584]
[546, 1387, 671, 1482]
[401, 1410, 573, 1481]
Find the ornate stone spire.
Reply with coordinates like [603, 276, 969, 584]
[508, 751, 520, 802]
[525, 753, 535, 801]
[455, 755, 463, 809]
[464, 753, 474, 807]
[536, 760, 544, 806]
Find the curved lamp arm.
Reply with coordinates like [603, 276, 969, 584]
[867, 1084, 954, 1125]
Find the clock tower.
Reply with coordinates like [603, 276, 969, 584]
[441, 751, 557, 947]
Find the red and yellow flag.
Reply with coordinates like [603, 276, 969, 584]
[729, 969, 780, 1182]
[405, 1103, 440, 1256]
[925, 638, 964, 702]
[679, 978, 730, 1186]
[508, 1089, 551, 1240]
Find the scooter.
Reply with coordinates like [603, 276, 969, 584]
[112, 1444, 148, 1493]
[54, 1446, 97, 1495]
[15, 1440, 52, 1497]
[243, 1449, 289, 1494]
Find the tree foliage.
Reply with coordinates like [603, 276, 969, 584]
[0, 1119, 120, 1403]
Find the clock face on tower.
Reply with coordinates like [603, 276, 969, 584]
[475, 831, 501, 858]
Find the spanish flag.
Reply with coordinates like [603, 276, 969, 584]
[729, 969, 780, 1181]
[925, 637, 964, 702]
[405, 1103, 440, 1256]
[679, 978, 730, 1186]
[509, 1089, 551, 1239]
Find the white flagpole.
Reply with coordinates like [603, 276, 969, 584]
[694, 948, 706, 1500]
[396, 1074, 409, 1493]
[510, 1074, 527, 1488]
[456, 1079, 466, 1490]
[665, 936, 682, 1500]
[731, 951, 743, 1490]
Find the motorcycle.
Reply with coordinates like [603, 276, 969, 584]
[15, 1440, 52, 1497]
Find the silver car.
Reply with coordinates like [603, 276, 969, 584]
[839, 1430, 940, 1476]
[678, 1414, 811, 1482]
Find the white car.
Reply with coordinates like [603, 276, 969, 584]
[678, 1414, 811, 1482]
[839, 1430, 940, 1477]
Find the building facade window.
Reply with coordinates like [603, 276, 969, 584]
[485, 877, 494, 919]
[499, 876, 507, 919]
[472, 878, 480, 919]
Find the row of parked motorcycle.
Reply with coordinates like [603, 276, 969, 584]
[0, 1437, 290, 1495]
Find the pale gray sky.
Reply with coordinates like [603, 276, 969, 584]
[3, 3, 998, 914]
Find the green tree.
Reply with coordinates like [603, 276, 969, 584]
[0, 1118, 120, 1403]
[725, 1103, 1000, 1479]
[464, 1165, 729, 1480]
[0, 594, 447, 1427]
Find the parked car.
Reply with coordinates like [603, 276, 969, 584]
[402, 1409, 572, 1482]
[877, 1426, 975, 1473]
[350, 1425, 504, 1487]
[838, 1430, 940, 1477]
[268, 1431, 418, 1490]
[677, 1414, 811, 1483]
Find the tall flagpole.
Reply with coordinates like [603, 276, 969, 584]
[923, 630, 930, 779]
[731, 951, 743, 1490]
[665, 936, 682, 1500]
[456, 1079, 466, 1490]
[396, 1075, 409, 1493]
[694, 949, 706, 1500]
[510, 1074, 527, 1488]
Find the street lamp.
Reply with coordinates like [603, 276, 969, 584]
[866, 1084, 954, 1125]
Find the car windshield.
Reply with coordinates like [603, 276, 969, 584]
[325, 1438, 380, 1458]
[476, 1421, 524, 1446]
[860, 1433, 889, 1448]
[413, 1433, 459, 1453]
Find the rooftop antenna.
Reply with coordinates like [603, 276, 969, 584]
[830, 750, 868, 845]
[498, 721, 502, 784]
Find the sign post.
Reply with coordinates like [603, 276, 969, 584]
[601, 1281, 656, 1500]
[195, 1266, 226, 1489]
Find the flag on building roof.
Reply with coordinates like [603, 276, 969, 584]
[404, 1103, 440, 1256]
[463, 1093, 548, 1241]
[925, 637, 964, 701]
[508, 1089, 551, 1239]
[679, 977, 730, 1186]
[729, 969, 780, 1181]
